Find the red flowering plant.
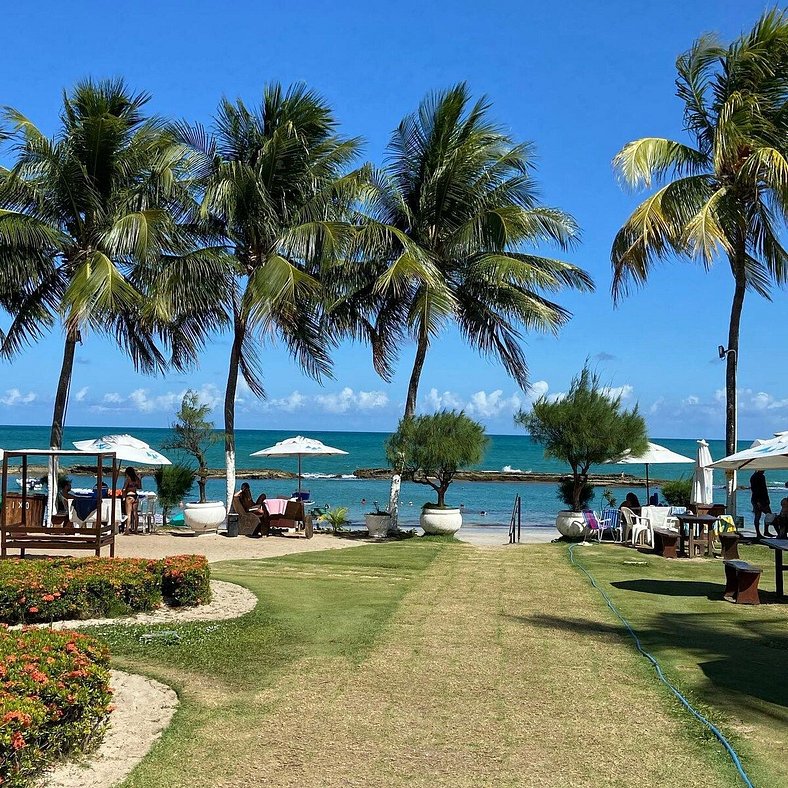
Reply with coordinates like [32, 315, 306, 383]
[0, 555, 210, 625]
[0, 626, 112, 787]
[161, 555, 211, 607]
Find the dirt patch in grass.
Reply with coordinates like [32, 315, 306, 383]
[117, 543, 738, 787]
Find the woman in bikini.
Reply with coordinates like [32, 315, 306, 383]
[122, 466, 143, 534]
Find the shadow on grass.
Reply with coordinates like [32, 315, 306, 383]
[507, 610, 788, 710]
[612, 579, 723, 599]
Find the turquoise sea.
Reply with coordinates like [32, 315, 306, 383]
[0, 426, 779, 529]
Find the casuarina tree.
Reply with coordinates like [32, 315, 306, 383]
[515, 367, 648, 512]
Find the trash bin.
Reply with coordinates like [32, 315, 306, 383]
[226, 514, 239, 537]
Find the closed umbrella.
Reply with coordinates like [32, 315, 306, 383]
[73, 434, 172, 466]
[251, 436, 348, 494]
[608, 442, 694, 500]
[690, 439, 714, 505]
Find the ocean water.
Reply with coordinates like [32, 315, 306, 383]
[0, 426, 777, 529]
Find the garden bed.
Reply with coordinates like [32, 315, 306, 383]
[0, 627, 112, 788]
[0, 555, 211, 625]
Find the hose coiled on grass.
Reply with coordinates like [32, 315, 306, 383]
[568, 544, 754, 788]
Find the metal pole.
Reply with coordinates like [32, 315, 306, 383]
[298, 455, 302, 495]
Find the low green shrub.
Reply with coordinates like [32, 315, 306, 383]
[161, 555, 211, 607]
[661, 477, 693, 507]
[0, 555, 210, 625]
[0, 627, 112, 788]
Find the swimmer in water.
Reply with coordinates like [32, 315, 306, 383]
[480, 510, 487, 516]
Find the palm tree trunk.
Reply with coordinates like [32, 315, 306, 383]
[389, 330, 430, 530]
[49, 324, 79, 449]
[404, 331, 429, 419]
[224, 314, 245, 514]
[724, 262, 747, 517]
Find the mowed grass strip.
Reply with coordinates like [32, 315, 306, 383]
[101, 540, 740, 787]
[576, 542, 788, 787]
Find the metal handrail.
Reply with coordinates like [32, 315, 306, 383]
[508, 494, 521, 544]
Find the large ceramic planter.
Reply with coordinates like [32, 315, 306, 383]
[555, 510, 586, 540]
[420, 507, 462, 535]
[183, 501, 227, 533]
[365, 513, 391, 539]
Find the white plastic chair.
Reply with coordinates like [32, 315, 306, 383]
[620, 506, 654, 548]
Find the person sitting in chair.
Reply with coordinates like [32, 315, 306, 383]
[620, 492, 641, 511]
[769, 497, 788, 539]
[233, 482, 271, 537]
[55, 477, 73, 518]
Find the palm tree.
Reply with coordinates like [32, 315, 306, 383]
[0, 79, 211, 448]
[611, 10, 788, 511]
[364, 84, 594, 420]
[176, 84, 368, 509]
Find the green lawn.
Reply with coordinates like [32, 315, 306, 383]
[573, 542, 788, 788]
[80, 539, 786, 786]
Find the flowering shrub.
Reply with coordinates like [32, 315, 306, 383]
[0, 555, 210, 625]
[161, 555, 211, 607]
[0, 627, 112, 787]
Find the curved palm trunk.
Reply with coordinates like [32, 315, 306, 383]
[49, 324, 79, 449]
[389, 331, 430, 530]
[224, 313, 245, 515]
[404, 332, 429, 419]
[724, 265, 747, 520]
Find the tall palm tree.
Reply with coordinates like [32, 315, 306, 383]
[176, 84, 368, 508]
[0, 79, 211, 448]
[366, 83, 593, 419]
[611, 10, 788, 511]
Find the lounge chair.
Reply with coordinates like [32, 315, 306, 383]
[231, 497, 265, 536]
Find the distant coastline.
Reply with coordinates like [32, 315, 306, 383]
[25, 463, 659, 487]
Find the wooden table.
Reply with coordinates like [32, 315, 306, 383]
[758, 538, 788, 598]
[674, 514, 718, 558]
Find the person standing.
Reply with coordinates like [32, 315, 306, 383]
[750, 470, 771, 538]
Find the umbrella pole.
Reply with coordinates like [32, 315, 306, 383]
[298, 455, 302, 495]
[645, 464, 650, 502]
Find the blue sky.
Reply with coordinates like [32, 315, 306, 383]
[0, 0, 785, 440]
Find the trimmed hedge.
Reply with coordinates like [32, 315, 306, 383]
[0, 627, 112, 788]
[0, 555, 211, 625]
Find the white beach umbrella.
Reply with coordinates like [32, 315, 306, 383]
[608, 441, 694, 500]
[690, 439, 714, 505]
[251, 435, 348, 493]
[73, 434, 172, 466]
[710, 431, 788, 471]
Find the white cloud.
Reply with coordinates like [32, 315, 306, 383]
[268, 391, 306, 412]
[528, 380, 549, 400]
[421, 387, 525, 419]
[0, 388, 37, 406]
[603, 384, 634, 402]
[74, 386, 89, 403]
[465, 389, 523, 418]
[424, 388, 463, 411]
[313, 387, 389, 414]
[93, 384, 222, 414]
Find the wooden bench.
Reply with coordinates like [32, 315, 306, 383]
[723, 560, 762, 605]
[1, 521, 115, 558]
[653, 528, 680, 559]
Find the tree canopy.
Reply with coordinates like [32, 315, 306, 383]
[386, 410, 488, 507]
[516, 367, 647, 511]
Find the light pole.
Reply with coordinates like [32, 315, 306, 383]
[718, 344, 738, 516]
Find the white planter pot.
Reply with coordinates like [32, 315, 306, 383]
[365, 513, 391, 539]
[183, 501, 227, 533]
[420, 507, 462, 535]
[555, 510, 586, 540]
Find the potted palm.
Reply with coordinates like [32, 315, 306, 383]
[515, 366, 647, 539]
[387, 411, 488, 535]
[162, 391, 226, 532]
